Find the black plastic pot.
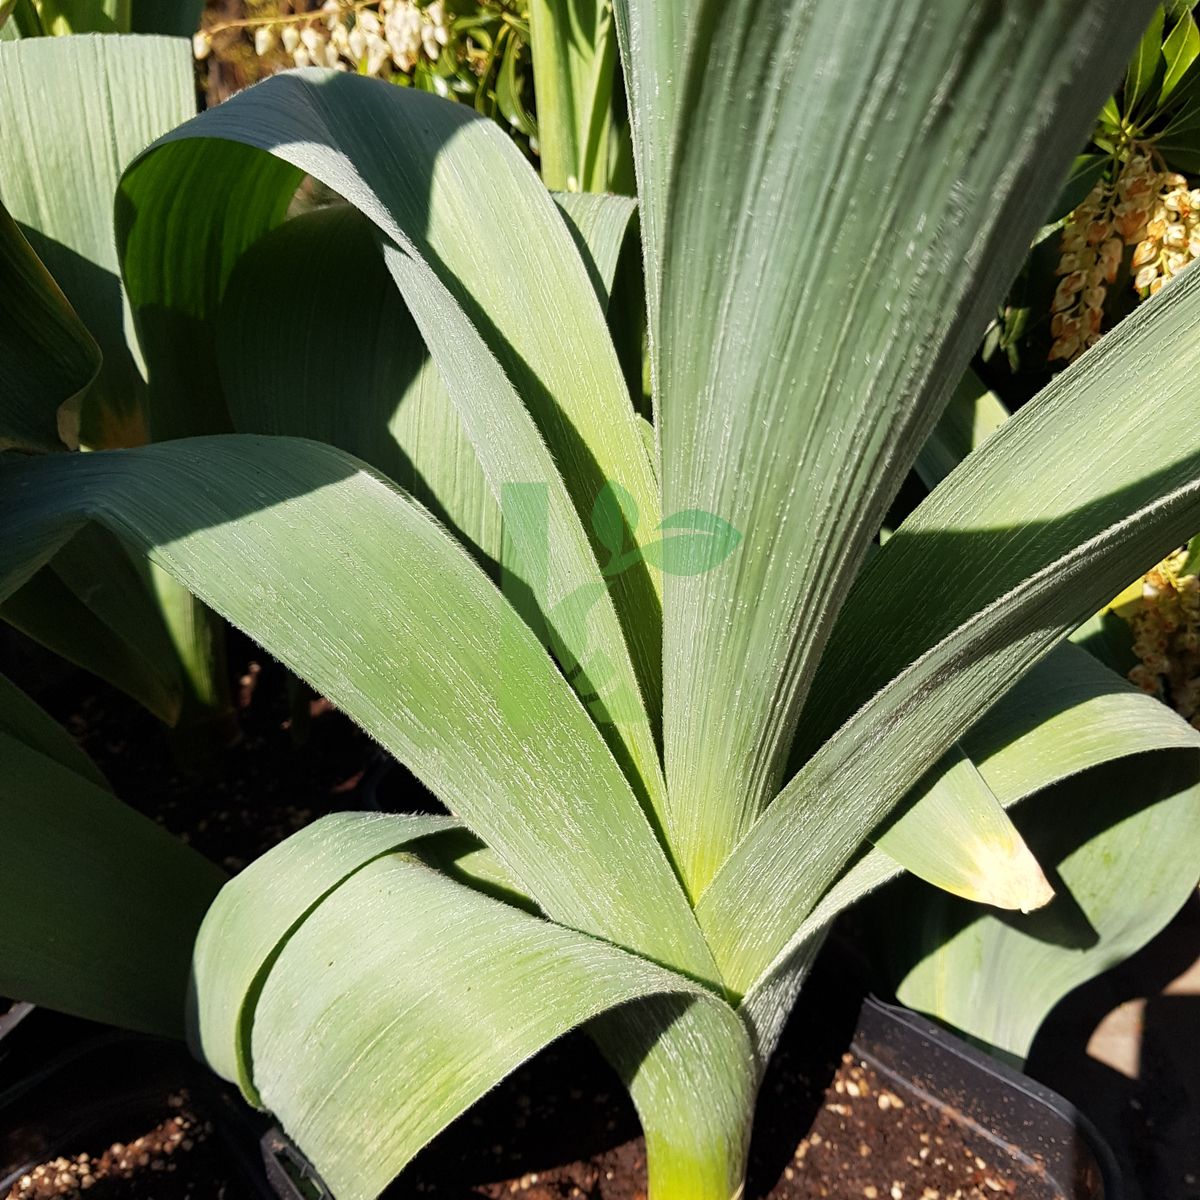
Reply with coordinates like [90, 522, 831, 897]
[853, 995, 1122, 1200]
[0, 1008, 278, 1197]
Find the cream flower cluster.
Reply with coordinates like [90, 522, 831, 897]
[195, 1, 450, 77]
[1130, 173, 1200, 298]
[1127, 548, 1200, 727]
[1051, 156, 1199, 363]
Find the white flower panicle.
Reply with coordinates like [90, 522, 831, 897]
[1051, 155, 1199, 364]
[200, 1, 451, 79]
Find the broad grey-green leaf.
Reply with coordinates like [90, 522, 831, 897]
[873, 744, 1053, 914]
[641, 510, 742, 578]
[194, 181, 662, 812]
[797, 255, 1200, 768]
[0, 33, 194, 447]
[552, 191, 638, 310]
[739, 642, 1200, 1040]
[123, 71, 660, 599]
[120, 72, 664, 764]
[191, 810, 455, 1099]
[892, 748, 1200, 1062]
[376, 237, 667, 812]
[654, 0, 1151, 898]
[0, 198, 99, 452]
[0, 437, 717, 984]
[589, 996, 755, 1200]
[119, 136, 300, 442]
[701, 319, 1200, 995]
[245, 851, 747, 1200]
[611, 0, 696, 369]
[0, 731, 224, 1036]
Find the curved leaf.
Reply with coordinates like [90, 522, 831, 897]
[701, 438, 1200, 994]
[797, 258, 1200, 766]
[694, 263, 1200, 991]
[892, 749, 1200, 1062]
[122, 74, 666, 803]
[872, 743, 1053, 914]
[737, 643, 1200, 1020]
[552, 191, 638, 310]
[0, 437, 717, 984]
[204, 819, 751, 1200]
[216, 204, 500, 565]
[120, 71, 662, 653]
[192, 811, 455, 1098]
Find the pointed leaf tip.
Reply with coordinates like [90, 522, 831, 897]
[961, 834, 1055, 914]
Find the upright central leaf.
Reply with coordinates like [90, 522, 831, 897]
[652, 0, 1153, 896]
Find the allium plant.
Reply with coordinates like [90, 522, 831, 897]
[4, 4, 1200, 1200]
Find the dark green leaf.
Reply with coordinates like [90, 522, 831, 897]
[1046, 153, 1109, 225]
[1125, 6, 1165, 112]
[0, 199, 99, 452]
[0, 732, 224, 1036]
[1162, 8, 1200, 101]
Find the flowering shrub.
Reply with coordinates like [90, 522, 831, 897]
[980, 4, 1200, 373]
[195, 0, 451, 75]
[1052, 162, 1200, 361]
[193, 0, 535, 144]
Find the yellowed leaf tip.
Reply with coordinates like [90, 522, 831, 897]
[960, 836, 1055, 914]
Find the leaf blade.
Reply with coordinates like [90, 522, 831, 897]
[655, 0, 1154, 896]
[0, 437, 717, 984]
